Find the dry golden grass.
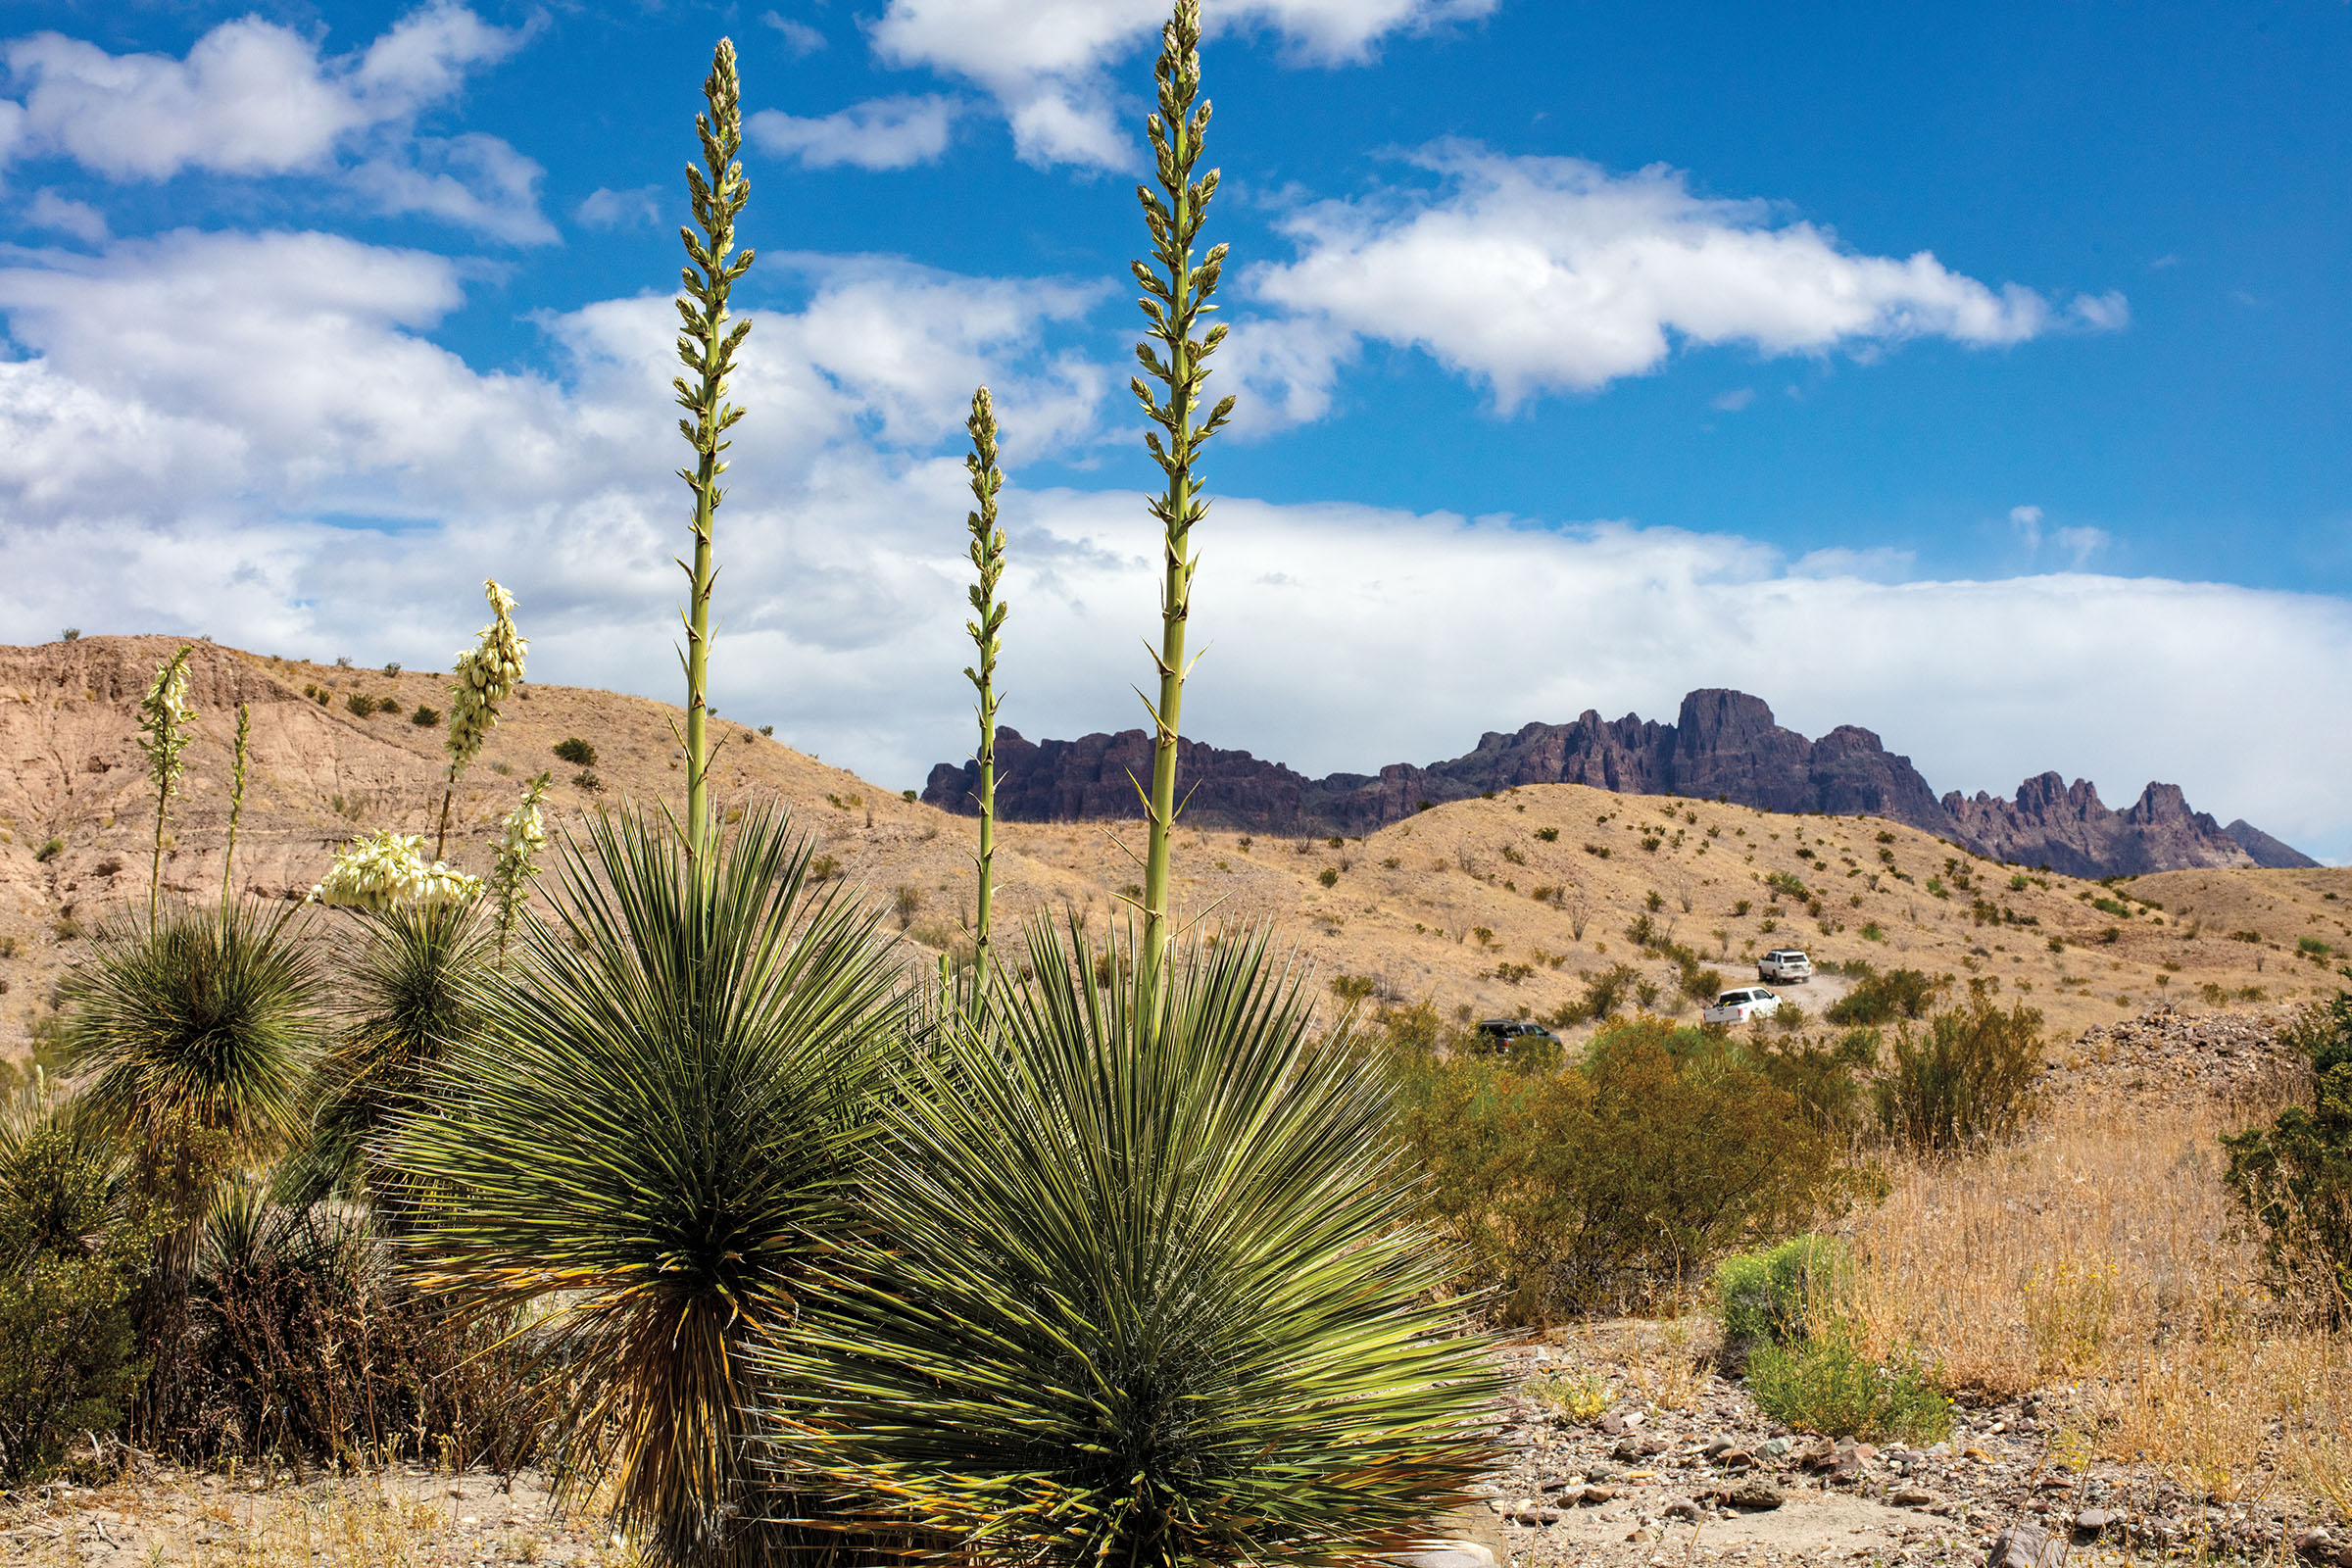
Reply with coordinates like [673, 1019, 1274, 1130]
[1841, 1068, 2352, 1508]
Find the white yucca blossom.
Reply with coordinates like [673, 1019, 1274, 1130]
[311, 830, 483, 914]
[446, 579, 527, 782]
[489, 770, 553, 958]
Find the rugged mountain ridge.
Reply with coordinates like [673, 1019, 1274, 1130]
[922, 689, 2311, 876]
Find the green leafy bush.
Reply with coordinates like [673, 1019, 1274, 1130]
[0, 1088, 162, 1482]
[1874, 999, 2041, 1153]
[1715, 1233, 1847, 1369]
[411, 704, 440, 727]
[1827, 967, 1940, 1026]
[552, 736, 597, 766]
[33, 838, 63, 863]
[1391, 1017, 1862, 1321]
[2223, 989, 2352, 1314]
[1745, 1335, 1950, 1444]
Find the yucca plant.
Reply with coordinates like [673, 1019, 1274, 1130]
[62, 898, 323, 1211]
[381, 804, 906, 1567]
[294, 897, 495, 1209]
[961, 384, 1006, 999]
[220, 702, 250, 906]
[756, 919, 1499, 1567]
[1131, 0, 1236, 966]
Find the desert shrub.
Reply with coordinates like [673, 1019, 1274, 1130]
[553, 737, 597, 766]
[807, 853, 841, 881]
[1715, 1233, 1848, 1369]
[410, 704, 440, 727]
[344, 692, 376, 717]
[572, 768, 602, 793]
[1578, 962, 1641, 1021]
[1745, 1335, 1950, 1445]
[1317, 866, 1339, 887]
[1330, 973, 1379, 1004]
[1393, 1017, 1860, 1321]
[1874, 1000, 2041, 1154]
[166, 1182, 551, 1469]
[0, 1087, 163, 1482]
[60, 628, 78, 643]
[1827, 967, 1939, 1026]
[1746, 1030, 1878, 1136]
[34, 838, 63, 863]
[1535, 826, 1559, 842]
[2223, 988, 2352, 1315]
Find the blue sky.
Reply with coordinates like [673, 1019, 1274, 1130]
[0, 1, 2347, 856]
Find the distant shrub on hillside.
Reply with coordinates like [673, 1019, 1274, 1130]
[552, 737, 597, 766]
[411, 704, 440, 727]
[1828, 968, 1940, 1026]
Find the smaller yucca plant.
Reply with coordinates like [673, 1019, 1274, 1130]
[297, 897, 494, 1210]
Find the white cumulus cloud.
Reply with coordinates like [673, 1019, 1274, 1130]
[0, 4, 548, 242]
[749, 96, 962, 171]
[1242, 145, 2129, 413]
[868, 0, 1496, 170]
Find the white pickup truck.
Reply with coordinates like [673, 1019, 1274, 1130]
[1758, 949, 1813, 984]
[1705, 987, 1782, 1026]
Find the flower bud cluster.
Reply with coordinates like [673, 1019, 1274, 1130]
[138, 647, 196, 797]
[489, 770, 554, 956]
[446, 579, 527, 781]
[311, 830, 483, 914]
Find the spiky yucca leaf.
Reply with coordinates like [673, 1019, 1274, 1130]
[759, 920, 1500, 1568]
[62, 899, 323, 1177]
[382, 804, 907, 1568]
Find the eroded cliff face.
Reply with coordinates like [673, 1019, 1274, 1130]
[924, 688, 2297, 877]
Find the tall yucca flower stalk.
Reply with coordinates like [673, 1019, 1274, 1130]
[382, 805, 905, 1567]
[757, 920, 1499, 1565]
[136, 645, 196, 923]
[673, 38, 755, 864]
[220, 702, 250, 907]
[1131, 0, 1236, 970]
[438, 579, 527, 860]
[961, 385, 1007, 1000]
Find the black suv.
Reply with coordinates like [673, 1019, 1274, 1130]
[1476, 1019, 1560, 1052]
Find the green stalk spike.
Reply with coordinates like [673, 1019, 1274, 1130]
[136, 645, 195, 926]
[962, 385, 1008, 1005]
[221, 702, 250, 908]
[1133, 0, 1234, 978]
[674, 36, 755, 867]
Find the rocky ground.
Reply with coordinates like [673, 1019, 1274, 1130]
[2059, 1001, 2304, 1099]
[1419, 1327, 2324, 1568]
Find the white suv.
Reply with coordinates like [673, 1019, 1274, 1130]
[1705, 987, 1782, 1026]
[1758, 949, 1813, 983]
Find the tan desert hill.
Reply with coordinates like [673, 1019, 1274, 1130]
[2, 633, 2344, 1058]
